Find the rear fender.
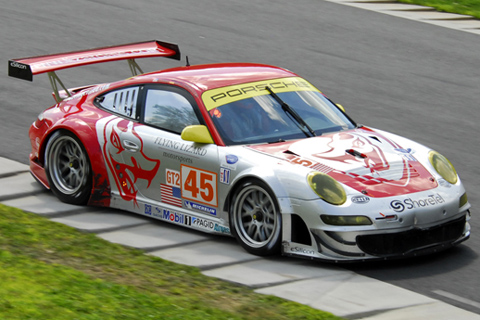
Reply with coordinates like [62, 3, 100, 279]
[42, 119, 111, 207]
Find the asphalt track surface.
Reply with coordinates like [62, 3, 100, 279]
[1, 0, 479, 315]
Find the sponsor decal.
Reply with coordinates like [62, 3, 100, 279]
[221, 161, 236, 170]
[190, 217, 215, 230]
[226, 154, 238, 164]
[394, 148, 416, 162]
[351, 195, 370, 204]
[438, 179, 452, 188]
[154, 137, 207, 156]
[166, 168, 181, 187]
[151, 207, 229, 234]
[189, 216, 230, 234]
[202, 77, 319, 110]
[185, 200, 217, 216]
[35, 48, 160, 68]
[155, 208, 185, 224]
[214, 224, 230, 234]
[160, 183, 183, 207]
[163, 152, 193, 164]
[221, 155, 238, 170]
[395, 148, 412, 154]
[65, 84, 111, 101]
[10, 61, 27, 69]
[144, 204, 152, 216]
[390, 193, 445, 213]
[220, 167, 231, 185]
[290, 247, 315, 255]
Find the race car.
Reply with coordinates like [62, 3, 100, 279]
[8, 40, 471, 262]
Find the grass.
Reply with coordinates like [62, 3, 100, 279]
[397, 0, 480, 19]
[0, 204, 342, 320]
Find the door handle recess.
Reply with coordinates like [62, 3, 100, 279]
[123, 140, 140, 152]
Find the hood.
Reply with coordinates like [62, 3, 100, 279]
[248, 127, 437, 198]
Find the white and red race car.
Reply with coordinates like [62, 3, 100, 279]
[9, 40, 471, 262]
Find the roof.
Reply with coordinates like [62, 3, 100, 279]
[135, 63, 298, 92]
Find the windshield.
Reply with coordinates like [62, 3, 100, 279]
[205, 86, 355, 145]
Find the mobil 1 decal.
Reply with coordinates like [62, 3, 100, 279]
[181, 165, 218, 207]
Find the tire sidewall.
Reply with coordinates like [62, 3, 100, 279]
[229, 179, 282, 256]
[45, 130, 92, 205]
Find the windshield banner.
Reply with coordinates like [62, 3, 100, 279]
[202, 77, 320, 111]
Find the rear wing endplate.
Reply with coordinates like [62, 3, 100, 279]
[8, 40, 180, 102]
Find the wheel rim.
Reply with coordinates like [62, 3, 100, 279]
[49, 136, 88, 195]
[234, 185, 278, 248]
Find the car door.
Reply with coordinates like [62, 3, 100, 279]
[118, 85, 222, 219]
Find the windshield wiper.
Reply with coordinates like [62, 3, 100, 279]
[268, 138, 286, 144]
[265, 86, 316, 137]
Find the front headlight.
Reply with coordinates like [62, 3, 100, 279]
[308, 172, 346, 205]
[429, 151, 458, 184]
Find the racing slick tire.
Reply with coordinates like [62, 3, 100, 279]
[45, 130, 92, 205]
[230, 179, 282, 256]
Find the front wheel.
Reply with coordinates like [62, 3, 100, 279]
[45, 131, 92, 205]
[229, 180, 282, 256]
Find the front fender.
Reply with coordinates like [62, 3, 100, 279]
[226, 165, 294, 215]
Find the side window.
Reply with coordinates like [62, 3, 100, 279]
[96, 87, 139, 118]
[144, 89, 200, 133]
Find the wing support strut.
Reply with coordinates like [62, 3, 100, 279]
[48, 71, 71, 103]
[128, 59, 144, 77]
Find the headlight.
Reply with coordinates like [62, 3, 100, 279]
[307, 172, 346, 205]
[321, 215, 372, 226]
[429, 151, 458, 184]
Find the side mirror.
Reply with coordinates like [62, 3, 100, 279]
[181, 125, 214, 144]
[336, 103, 345, 112]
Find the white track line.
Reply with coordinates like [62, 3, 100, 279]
[433, 290, 480, 310]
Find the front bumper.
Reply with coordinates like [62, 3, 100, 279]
[355, 214, 468, 257]
[283, 212, 470, 262]
[281, 182, 471, 262]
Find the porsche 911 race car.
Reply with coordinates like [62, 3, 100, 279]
[9, 40, 471, 262]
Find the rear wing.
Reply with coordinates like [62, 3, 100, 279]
[8, 40, 180, 102]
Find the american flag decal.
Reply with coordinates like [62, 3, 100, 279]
[160, 184, 182, 207]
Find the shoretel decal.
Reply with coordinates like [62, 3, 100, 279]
[390, 194, 445, 213]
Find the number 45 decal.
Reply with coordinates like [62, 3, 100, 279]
[181, 165, 218, 207]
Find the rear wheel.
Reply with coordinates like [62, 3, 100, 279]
[230, 180, 282, 256]
[45, 131, 92, 205]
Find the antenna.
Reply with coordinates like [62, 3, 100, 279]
[186, 56, 190, 67]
